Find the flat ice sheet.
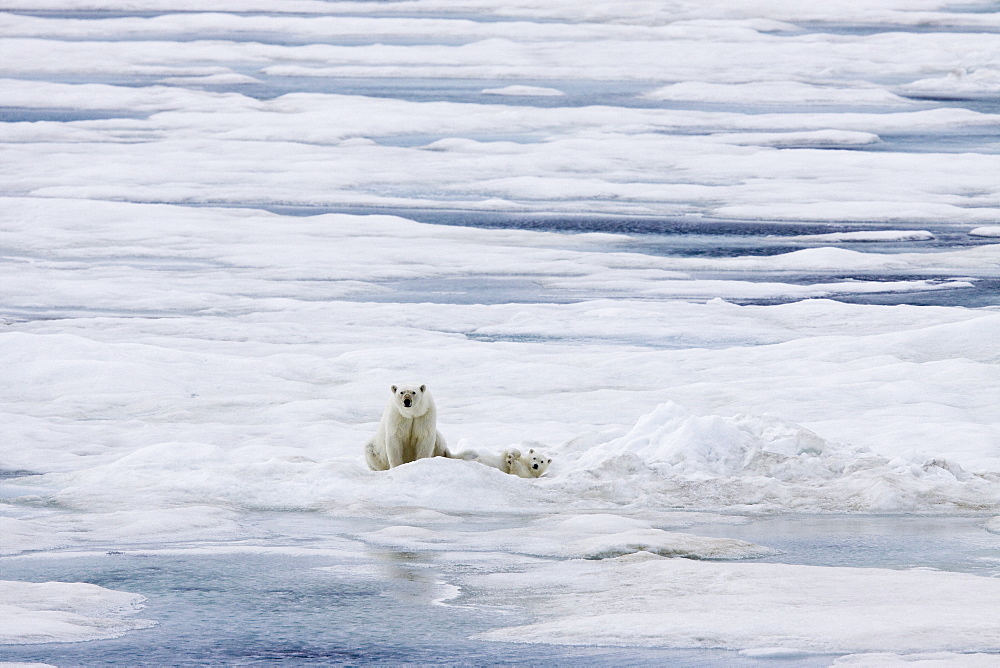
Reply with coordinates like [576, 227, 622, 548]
[2, 0, 1000, 222]
[471, 552, 1000, 654]
[0, 581, 153, 645]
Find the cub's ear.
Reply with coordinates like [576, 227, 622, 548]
[390, 385, 397, 393]
[420, 384, 426, 392]
[528, 448, 535, 454]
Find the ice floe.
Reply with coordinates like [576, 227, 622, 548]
[787, 230, 935, 243]
[0, 508, 252, 557]
[0, 581, 154, 645]
[645, 81, 914, 106]
[835, 653, 1000, 666]
[470, 552, 1000, 653]
[900, 68, 1000, 99]
[360, 513, 774, 560]
[481, 85, 565, 97]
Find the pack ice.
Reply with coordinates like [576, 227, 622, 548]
[2, 0, 1000, 660]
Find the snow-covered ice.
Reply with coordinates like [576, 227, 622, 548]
[2, 0, 1000, 662]
[361, 513, 775, 561]
[834, 653, 1000, 667]
[787, 230, 935, 243]
[470, 552, 1000, 653]
[0, 581, 154, 645]
[481, 85, 566, 97]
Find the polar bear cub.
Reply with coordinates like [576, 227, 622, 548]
[447, 445, 552, 478]
[364, 384, 448, 470]
[506, 448, 552, 478]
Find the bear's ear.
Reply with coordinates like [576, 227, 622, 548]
[528, 448, 535, 454]
[419, 384, 426, 392]
[391, 385, 397, 394]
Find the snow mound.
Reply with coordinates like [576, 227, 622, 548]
[574, 402, 832, 475]
[14, 399, 999, 518]
[562, 402, 1000, 512]
[970, 227, 1000, 238]
[0, 581, 154, 645]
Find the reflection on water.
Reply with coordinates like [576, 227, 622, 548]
[1, 512, 997, 665]
[0, 548, 813, 666]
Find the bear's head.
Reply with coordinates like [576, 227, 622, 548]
[390, 384, 430, 416]
[526, 448, 552, 477]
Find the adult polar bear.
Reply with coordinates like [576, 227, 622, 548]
[364, 384, 448, 470]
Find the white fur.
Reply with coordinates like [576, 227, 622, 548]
[447, 448, 520, 473]
[507, 448, 552, 478]
[447, 445, 553, 478]
[364, 384, 448, 470]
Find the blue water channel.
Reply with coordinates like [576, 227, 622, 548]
[2, 510, 998, 666]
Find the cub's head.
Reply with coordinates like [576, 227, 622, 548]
[390, 384, 429, 416]
[525, 448, 552, 477]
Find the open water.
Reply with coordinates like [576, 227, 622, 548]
[3, 4, 1000, 665]
[2, 511, 998, 666]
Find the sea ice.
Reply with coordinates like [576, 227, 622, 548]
[645, 81, 913, 106]
[360, 513, 775, 560]
[470, 552, 1000, 653]
[900, 68, 1000, 99]
[787, 230, 935, 243]
[834, 652, 1000, 667]
[2, 0, 1000, 661]
[0, 507, 252, 557]
[0, 581, 154, 645]
[2, 199, 998, 520]
[3, 7, 1000, 223]
[481, 85, 565, 97]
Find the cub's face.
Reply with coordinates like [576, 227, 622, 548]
[391, 384, 427, 415]
[526, 448, 552, 477]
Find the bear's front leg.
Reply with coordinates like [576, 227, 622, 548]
[385, 441, 407, 468]
[413, 432, 437, 461]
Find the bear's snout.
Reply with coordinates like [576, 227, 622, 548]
[403, 397, 412, 407]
